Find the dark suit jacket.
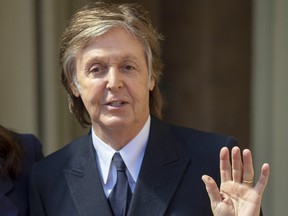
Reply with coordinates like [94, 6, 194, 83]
[0, 133, 43, 216]
[29, 117, 238, 216]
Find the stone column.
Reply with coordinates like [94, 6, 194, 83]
[252, 0, 288, 215]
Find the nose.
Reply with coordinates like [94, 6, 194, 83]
[105, 67, 123, 91]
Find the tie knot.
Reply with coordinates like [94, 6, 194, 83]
[112, 153, 126, 171]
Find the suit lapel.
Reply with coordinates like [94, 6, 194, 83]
[0, 175, 13, 196]
[0, 175, 19, 215]
[63, 133, 113, 216]
[128, 118, 190, 216]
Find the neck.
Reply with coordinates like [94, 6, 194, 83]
[92, 118, 148, 151]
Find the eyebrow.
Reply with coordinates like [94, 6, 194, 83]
[86, 53, 140, 64]
[82, 53, 142, 71]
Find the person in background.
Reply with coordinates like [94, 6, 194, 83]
[29, 2, 269, 216]
[0, 124, 43, 216]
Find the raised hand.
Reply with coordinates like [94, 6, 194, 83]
[202, 146, 269, 216]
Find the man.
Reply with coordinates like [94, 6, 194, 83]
[29, 2, 269, 216]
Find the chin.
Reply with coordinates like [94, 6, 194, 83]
[100, 115, 134, 128]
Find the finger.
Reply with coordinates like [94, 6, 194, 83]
[242, 149, 254, 186]
[220, 147, 232, 183]
[254, 163, 270, 195]
[231, 146, 243, 183]
[202, 175, 221, 209]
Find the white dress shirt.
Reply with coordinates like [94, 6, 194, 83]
[92, 116, 150, 198]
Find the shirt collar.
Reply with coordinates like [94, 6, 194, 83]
[92, 116, 150, 184]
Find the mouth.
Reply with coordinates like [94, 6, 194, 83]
[105, 101, 127, 107]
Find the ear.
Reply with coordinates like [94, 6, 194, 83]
[70, 82, 80, 97]
[149, 78, 155, 91]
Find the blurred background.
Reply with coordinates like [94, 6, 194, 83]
[0, 0, 287, 215]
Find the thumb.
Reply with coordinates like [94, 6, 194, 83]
[202, 175, 221, 209]
[254, 163, 270, 195]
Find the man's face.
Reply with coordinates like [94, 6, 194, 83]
[73, 27, 154, 134]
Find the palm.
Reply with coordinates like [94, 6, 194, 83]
[214, 181, 262, 216]
[202, 147, 269, 216]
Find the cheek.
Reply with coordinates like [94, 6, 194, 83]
[132, 86, 151, 105]
[135, 78, 151, 97]
[79, 82, 104, 105]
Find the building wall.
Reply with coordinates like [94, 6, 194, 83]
[160, 0, 252, 149]
[0, 0, 38, 134]
[252, 0, 288, 214]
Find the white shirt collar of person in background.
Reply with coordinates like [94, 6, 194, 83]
[92, 115, 150, 197]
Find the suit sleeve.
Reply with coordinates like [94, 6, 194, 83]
[29, 163, 47, 216]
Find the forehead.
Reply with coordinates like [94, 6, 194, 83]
[78, 27, 145, 60]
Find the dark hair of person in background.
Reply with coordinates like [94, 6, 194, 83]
[0, 124, 43, 216]
[0, 124, 23, 179]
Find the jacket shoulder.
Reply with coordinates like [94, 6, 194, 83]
[151, 117, 238, 150]
[171, 124, 238, 147]
[33, 133, 91, 170]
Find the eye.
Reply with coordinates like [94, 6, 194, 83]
[121, 63, 137, 73]
[89, 64, 107, 74]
